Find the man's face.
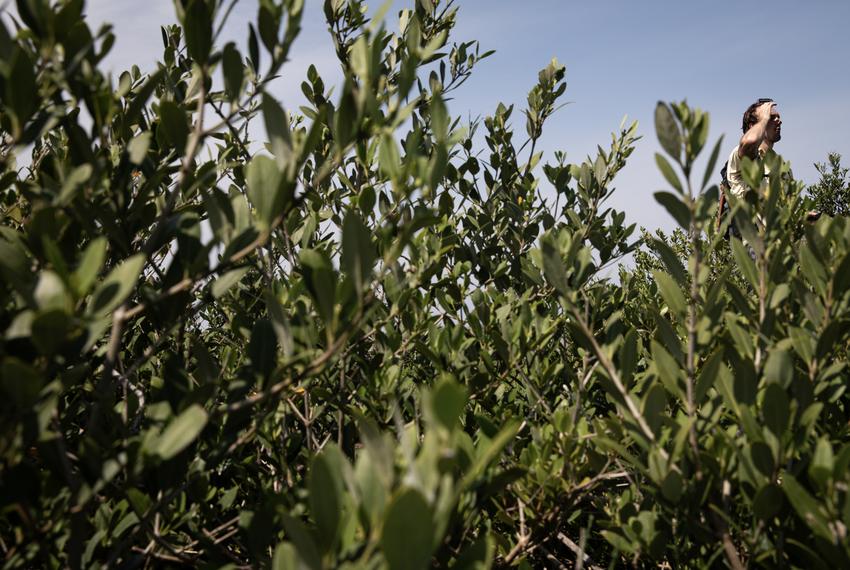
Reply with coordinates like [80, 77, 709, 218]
[766, 105, 782, 143]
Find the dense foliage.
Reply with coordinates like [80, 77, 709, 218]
[1, 1, 849, 568]
[810, 153, 849, 217]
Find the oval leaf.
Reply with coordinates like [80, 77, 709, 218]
[88, 254, 146, 316]
[381, 488, 434, 570]
[655, 101, 682, 163]
[155, 404, 208, 460]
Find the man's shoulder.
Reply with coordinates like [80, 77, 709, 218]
[727, 145, 741, 170]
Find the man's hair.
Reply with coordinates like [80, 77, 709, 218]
[742, 98, 774, 133]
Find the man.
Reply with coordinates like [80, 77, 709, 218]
[726, 98, 781, 198]
[719, 99, 818, 226]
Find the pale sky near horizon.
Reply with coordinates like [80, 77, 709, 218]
[8, 0, 850, 234]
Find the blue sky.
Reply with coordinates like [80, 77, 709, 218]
[24, 1, 850, 233]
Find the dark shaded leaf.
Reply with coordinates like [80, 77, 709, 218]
[183, 0, 212, 63]
[340, 210, 376, 295]
[654, 191, 690, 229]
[655, 102, 682, 163]
[158, 100, 189, 155]
[262, 93, 292, 168]
[222, 42, 245, 101]
[155, 405, 208, 460]
[246, 154, 284, 230]
[87, 254, 145, 316]
[381, 489, 434, 570]
[309, 445, 345, 553]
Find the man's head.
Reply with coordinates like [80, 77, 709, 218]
[742, 98, 782, 143]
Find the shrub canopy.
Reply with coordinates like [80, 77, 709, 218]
[1, 1, 849, 568]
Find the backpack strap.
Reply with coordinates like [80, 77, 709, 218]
[716, 163, 729, 231]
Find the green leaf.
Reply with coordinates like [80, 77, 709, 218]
[832, 251, 850, 296]
[600, 530, 637, 554]
[695, 348, 722, 402]
[653, 270, 686, 317]
[649, 238, 687, 285]
[112, 512, 139, 539]
[248, 23, 261, 70]
[57, 164, 93, 205]
[299, 249, 336, 326]
[183, 0, 212, 63]
[799, 242, 828, 298]
[222, 42, 245, 101]
[192, 337, 220, 384]
[788, 326, 814, 365]
[154, 404, 208, 460]
[31, 309, 71, 355]
[0, 357, 45, 408]
[34, 269, 70, 312]
[379, 132, 401, 180]
[643, 383, 667, 437]
[655, 153, 683, 194]
[82, 530, 106, 568]
[5, 48, 38, 132]
[358, 185, 376, 215]
[333, 86, 357, 150]
[124, 68, 165, 130]
[782, 473, 833, 541]
[453, 534, 493, 570]
[5, 310, 33, 340]
[651, 340, 683, 398]
[428, 144, 448, 191]
[620, 328, 639, 384]
[809, 437, 834, 488]
[740, 156, 764, 192]
[734, 212, 764, 257]
[158, 100, 189, 155]
[262, 93, 293, 168]
[0, 229, 30, 300]
[688, 112, 709, 160]
[211, 267, 249, 298]
[248, 319, 277, 379]
[462, 420, 520, 488]
[753, 483, 783, 521]
[730, 238, 758, 290]
[280, 515, 321, 570]
[430, 94, 449, 141]
[340, 210, 376, 296]
[541, 236, 568, 295]
[654, 191, 690, 229]
[749, 443, 776, 480]
[763, 349, 792, 388]
[349, 35, 371, 80]
[271, 542, 298, 570]
[762, 383, 789, 437]
[87, 254, 146, 316]
[127, 132, 151, 165]
[429, 375, 468, 430]
[265, 290, 294, 357]
[257, 1, 281, 52]
[381, 488, 434, 570]
[309, 445, 345, 554]
[835, 443, 850, 479]
[246, 154, 284, 230]
[661, 470, 683, 502]
[221, 42, 245, 102]
[655, 101, 682, 163]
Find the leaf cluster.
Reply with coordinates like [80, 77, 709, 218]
[1, 2, 849, 569]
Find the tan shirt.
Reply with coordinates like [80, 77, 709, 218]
[726, 145, 771, 198]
